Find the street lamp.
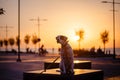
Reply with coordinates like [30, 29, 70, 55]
[102, 0, 120, 59]
[16, 0, 21, 62]
[30, 17, 47, 48]
[0, 25, 13, 53]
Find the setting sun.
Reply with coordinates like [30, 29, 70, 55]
[73, 35, 80, 41]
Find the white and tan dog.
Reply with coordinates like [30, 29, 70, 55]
[56, 35, 74, 74]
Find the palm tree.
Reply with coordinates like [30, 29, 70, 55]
[16, 36, 20, 47]
[100, 30, 109, 54]
[0, 40, 3, 51]
[8, 38, 15, 50]
[24, 34, 30, 53]
[3, 39, 8, 52]
[76, 29, 84, 50]
[31, 34, 39, 52]
[0, 8, 5, 15]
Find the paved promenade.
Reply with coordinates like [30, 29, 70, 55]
[0, 53, 120, 80]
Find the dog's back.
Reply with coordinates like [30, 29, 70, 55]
[60, 43, 74, 74]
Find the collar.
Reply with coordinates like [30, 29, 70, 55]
[61, 41, 68, 48]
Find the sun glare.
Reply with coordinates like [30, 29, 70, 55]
[69, 34, 80, 41]
[73, 35, 79, 41]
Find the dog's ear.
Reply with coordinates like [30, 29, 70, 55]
[60, 36, 67, 41]
[56, 36, 60, 40]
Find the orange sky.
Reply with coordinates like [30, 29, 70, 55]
[0, 0, 120, 50]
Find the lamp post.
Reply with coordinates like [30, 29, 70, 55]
[16, 0, 21, 62]
[102, 0, 120, 59]
[0, 25, 13, 53]
[30, 17, 47, 48]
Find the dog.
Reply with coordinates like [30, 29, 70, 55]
[56, 35, 74, 75]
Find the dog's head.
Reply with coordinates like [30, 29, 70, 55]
[56, 35, 68, 44]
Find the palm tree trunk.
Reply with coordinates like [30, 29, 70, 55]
[78, 40, 80, 51]
[104, 43, 105, 54]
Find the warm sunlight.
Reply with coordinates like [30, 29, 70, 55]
[73, 35, 80, 41]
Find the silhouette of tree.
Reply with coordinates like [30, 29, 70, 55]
[100, 30, 109, 54]
[90, 46, 95, 53]
[16, 36, 20, 47]
[8, 38, 15, 50]
[24, 34, 30, 48]
[76, 29, 84, 50]
[0, 40, 3, 51]
[3, 39, 8, 52]
[31, 34, 38, 52]
[0, 8, 5, 15]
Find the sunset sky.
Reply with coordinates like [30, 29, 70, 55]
[0, 0, 120, 50]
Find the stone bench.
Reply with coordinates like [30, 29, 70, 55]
[44, 60, 91, 70]
[23, 68, 103, 80]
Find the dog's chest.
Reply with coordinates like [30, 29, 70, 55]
[61, 45, 71, 58]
